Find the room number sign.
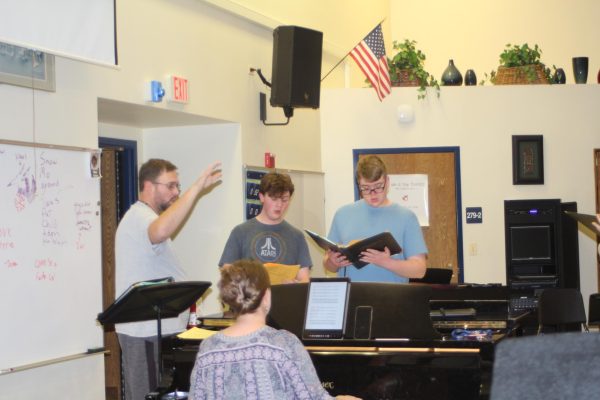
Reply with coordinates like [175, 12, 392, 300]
[465, 207, 483, 224]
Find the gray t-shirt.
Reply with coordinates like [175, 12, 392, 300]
[219, 218, 312, 268]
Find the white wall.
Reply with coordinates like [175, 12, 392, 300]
[0, 60, 106, 400]
[143, 124, 243, 315]
[0, 0, 350, 169]
[321, 85, 600, 311]
[112, 0, 328, 171]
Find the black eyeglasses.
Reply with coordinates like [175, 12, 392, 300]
[359, 182, 386, 195]
[152, 181, 181, 192]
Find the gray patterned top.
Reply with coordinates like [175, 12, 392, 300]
[188, 326, 333, 400]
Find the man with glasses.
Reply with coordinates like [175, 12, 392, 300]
[323, 155, 427, 283]
[219, 172, 312, 283]
[115, 158, 222, 400]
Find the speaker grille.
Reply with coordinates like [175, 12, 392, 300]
[270, 26, 323, 109]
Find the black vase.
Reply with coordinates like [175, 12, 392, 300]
[553, 68, 566, 84]
[464, 69, 477, 86]
[441, 59, 463, 86]
[572, 57, 588, 84]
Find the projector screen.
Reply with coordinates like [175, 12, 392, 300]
[0, 0, 117, 66]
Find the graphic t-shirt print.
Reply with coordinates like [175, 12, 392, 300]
[251, 232, 287, 263]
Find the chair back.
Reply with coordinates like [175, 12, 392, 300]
[537, 288, 587, 334]
[589, 293, 600, 326]
[490, 332, 600, 400]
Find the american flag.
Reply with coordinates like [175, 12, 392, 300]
[350, 24, 391, 101]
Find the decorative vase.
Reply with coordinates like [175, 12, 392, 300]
[572, 57, 588, 84]
[553, 68, 566, 84]
[441, 59, 463, 86]
[464, 69, 477, 86]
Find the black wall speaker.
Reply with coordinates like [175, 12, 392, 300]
[270, 26, 323, 110]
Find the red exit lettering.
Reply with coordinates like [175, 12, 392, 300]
[171, 76, 189, 103]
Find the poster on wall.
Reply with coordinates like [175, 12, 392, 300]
[387, 174, 429, 226]
[245, 169, 266, 220]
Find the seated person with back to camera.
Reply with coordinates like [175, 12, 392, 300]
[219, 172, 312, 283]
[188, 259, 360, 400]
[323, 155, 427, 283]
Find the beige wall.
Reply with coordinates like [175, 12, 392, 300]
[390, 0, 600, 86]
[227, 0, 390, 89]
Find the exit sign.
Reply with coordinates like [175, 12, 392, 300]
[167, 75, 189, 103]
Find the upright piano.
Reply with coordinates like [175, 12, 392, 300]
[160, 283, 521, 400]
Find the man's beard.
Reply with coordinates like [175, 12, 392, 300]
[157, 198, 175, 213]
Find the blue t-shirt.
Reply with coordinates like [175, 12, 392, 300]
[328, 200, 427, 283]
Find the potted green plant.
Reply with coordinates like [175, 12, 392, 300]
[388, 39, 439, 99]
[487, 43, 553, 85]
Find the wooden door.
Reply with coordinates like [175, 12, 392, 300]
[100, 148, 121, 400]
[356, 148, 462, 282]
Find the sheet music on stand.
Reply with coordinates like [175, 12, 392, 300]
[97, 280, 211, 386]
[112, 276, 174, 306]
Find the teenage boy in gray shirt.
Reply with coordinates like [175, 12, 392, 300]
[219, 172, 311, 282]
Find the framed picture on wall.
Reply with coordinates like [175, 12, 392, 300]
[512, 135, 544, 185]
[0, 42, 55, 92]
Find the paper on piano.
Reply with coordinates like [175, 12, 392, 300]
[177, 327, 217, 340]
[430, 308, 477, 319]
[263, 263, 300, 285]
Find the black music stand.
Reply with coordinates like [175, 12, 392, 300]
[97, 280, 211, 384]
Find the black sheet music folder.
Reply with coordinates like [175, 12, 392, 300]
[305, 230, 402, 269]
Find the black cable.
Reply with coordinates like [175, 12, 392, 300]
[251, 68, 271, 87]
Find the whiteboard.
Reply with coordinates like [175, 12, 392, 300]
[0, 141, 103, 371]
